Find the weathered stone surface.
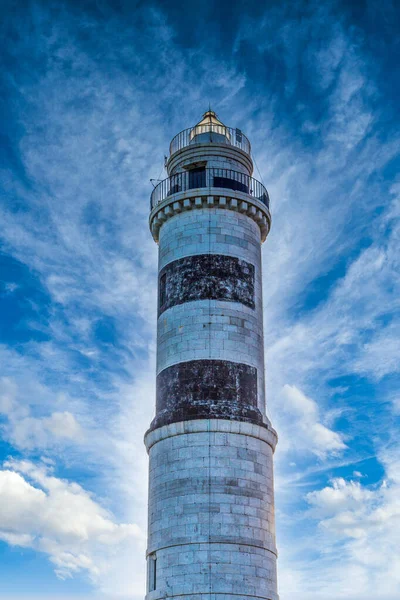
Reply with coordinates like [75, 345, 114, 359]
[150, 359, 262, 431]
[158, 253, 255, 315]
[146, 425, 278, 600]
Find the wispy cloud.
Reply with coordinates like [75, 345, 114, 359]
[0, 1, 399, 598]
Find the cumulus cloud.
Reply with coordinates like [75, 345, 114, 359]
[278, 384, 347, 458]
[0, 459, 143, 581]
[277, 444, 400, 600]
[307, 477, 375, 526]
[302, 457, 400, 598]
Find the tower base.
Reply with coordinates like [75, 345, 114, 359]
[144, 419, 279, 600]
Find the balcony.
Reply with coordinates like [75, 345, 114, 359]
[150, 168, 269, 211]
[169, 125, 251, 156]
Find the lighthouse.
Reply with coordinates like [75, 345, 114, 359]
[144, 111, 278, 600]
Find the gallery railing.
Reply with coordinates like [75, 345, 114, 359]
[150, 168, 269, 211]
[169, 126, 251, 156]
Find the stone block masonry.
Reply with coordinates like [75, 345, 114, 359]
[145, 111, 279, 600]
[144, 420, 278, 600]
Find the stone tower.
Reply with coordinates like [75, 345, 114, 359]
[145, 111, 278, 600]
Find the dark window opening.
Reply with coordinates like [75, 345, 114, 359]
[188, 167, 206, 189]
[168, 173, 182, 195]
[213, 176, 248, 194]
[148, 554, 157, 592]
[159, 273, 167, 308]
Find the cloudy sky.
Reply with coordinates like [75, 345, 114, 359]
[1, 0, 399, 598]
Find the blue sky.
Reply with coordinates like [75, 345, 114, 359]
[0, 0, 399, 598]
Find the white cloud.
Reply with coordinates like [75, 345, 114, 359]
[353, 323, 400, 380]
[0, 459, 143, 582]
[44, 411, 83, 439]
[307, 477, 375, 524]
[0, 376, 83, 450]
[278, 444, 400, 600]
[3, 281, 18, 293]
[278, 384, 347, 458]
[0, 3, 399, 599]
[353, 471, 364, 478]
[10, 412, 83, 450]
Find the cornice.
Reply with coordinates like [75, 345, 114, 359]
[149, 188, 271, 243]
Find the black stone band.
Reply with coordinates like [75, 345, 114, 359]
[149, 359, 263, 431]
[158, 254, 255, 315]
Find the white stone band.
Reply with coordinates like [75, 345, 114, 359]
[144, 418, 278, 453]
[148, 591, 279, 600]
[147, 589, 279, 600]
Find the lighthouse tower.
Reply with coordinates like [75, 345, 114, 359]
[145, 111, 278, 600]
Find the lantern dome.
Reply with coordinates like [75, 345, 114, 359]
[189, 109, 231, 144]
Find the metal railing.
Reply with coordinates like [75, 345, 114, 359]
[169, 126, 251, 156]
[150, 168, 269, 211]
